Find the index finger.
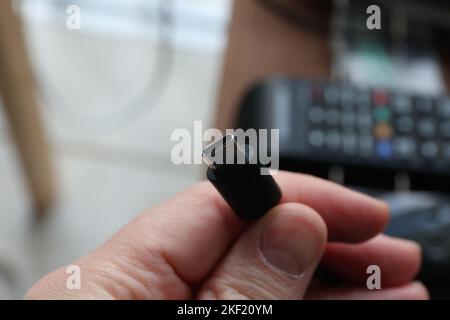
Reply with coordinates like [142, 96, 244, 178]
[275, 171, 389, 242]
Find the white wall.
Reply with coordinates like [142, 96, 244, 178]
[19, 0, 232, 54]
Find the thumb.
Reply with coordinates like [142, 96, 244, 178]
[198, 203, 327, 300]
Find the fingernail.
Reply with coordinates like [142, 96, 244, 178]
[260, 213, 323, 276]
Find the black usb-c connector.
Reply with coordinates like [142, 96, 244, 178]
[203, 134, 282, 221]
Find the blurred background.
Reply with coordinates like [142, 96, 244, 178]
[0, 0, 231, 298]
[1, 0, 450, 299]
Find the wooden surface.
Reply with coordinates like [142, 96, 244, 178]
[0, 0, 54, 217]
[215, 0, 332, 131]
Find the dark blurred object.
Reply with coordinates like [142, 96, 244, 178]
[257, 0, 450, 35]
[382, 192, 450, 298]
[237, 77, 450, 191]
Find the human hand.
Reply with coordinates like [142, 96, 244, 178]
[26, 171, 428, 300]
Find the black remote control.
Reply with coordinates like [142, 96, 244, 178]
[237, 78, 450, 191]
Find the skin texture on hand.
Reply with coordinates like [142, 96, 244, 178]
[25, 171, 429, 300]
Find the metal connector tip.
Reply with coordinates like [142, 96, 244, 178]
[203, 134, 244, 169]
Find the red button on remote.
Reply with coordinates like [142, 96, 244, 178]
[373, 90, 389, 106]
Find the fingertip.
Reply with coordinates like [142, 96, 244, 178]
[322, 235, 423, 287]
[408, 282, 430, 300]
[366, 200, 390, 242]
[275, 172, 390, 243]
[388, 236, 422, 254]
[374, 199, 390, 233]
[266, 202, 328, 246]
[258, 203, 328, 276]
[339, 194, 390, 243]
[386, 236, 423, 280]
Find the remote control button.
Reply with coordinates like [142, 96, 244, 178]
[393, 95, 412, 114]
[308, 130, 325, 148]
[359, 136, 374, 157]
[372, 90, 389, 106]
[311, 86, 324, 103]
[308, 107, 325, 124]
[440, 121, 450, 138]
[324, 86, 340, 106]
[396, 116, 414, 134]
[325, 109, 340, 126]
[341, 87, 355, 109]
[356, 90, 371, 109]
[357, 114, 373, 131]
[421, 141, 439, 158]
[340, 112, 356, 128]
[415, 97, 434, 113]
[374, 123, 393, 140]
[374, 107, 391, 123]
[438, 98, 450, 118]
[342, 133, 357, 154]
[394, 137, 416, 159]
[417, 118, 436, 138]
[376, 140, 393, 159]
[325, 130, 341, 149]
